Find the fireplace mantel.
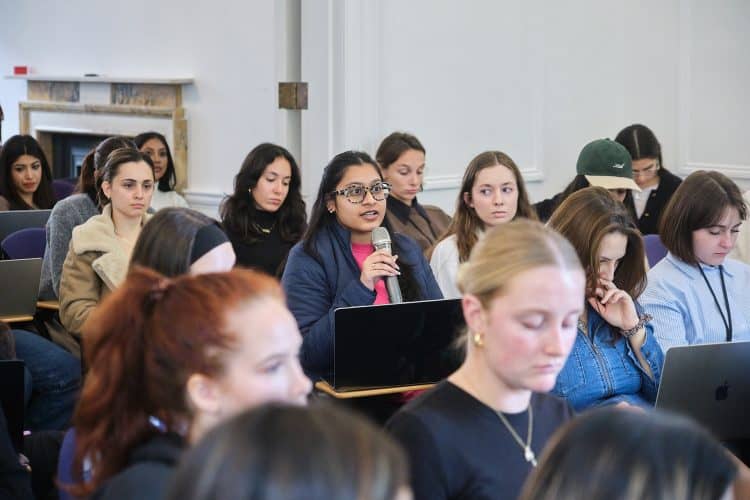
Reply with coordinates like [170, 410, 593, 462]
[6, 75, 193, 85]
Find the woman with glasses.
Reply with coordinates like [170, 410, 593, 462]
[281, 151, 442, 379]
[430, 150, 537, 299]
[221, 143, 306, 277]
[615, 124, 682, 235]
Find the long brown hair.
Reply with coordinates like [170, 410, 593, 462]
[434, 151, 536, 262]
[547, 186, 646, 300]
[69, 267, 283, 496]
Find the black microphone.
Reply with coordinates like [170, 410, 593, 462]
[371, 226, 403, 304]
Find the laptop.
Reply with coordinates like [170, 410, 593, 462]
[0, 360, 25, 453]
[0, 258, 43, 318]
[655, 341, 750, 441]
[0, 209, 51, 244]
[328, 298, 466, 391]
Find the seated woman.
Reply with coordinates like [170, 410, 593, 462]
[547, 187, 663, 410]
[0, 134, 55, 211]
[167, 403, 410, 500]
[615, 124, 682, 235]
[430, 150, 536, 299]
[58, 148, 154, 340]
[641, 170, 750, 350]
[376, 131, 451, 254]
[533, 139, 640, 222]
[134, 131, 189, 211]
[39, 136, 135, 303]
[519, 407, 742, 500]
[130, 207, 236, 276]
[221, 143, 306, 276]
[281, 150, 441, 378]
[66, 268, 311, 499]
[387, 219, 584, 500]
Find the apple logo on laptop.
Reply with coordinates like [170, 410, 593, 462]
[715, 381, 730, 401]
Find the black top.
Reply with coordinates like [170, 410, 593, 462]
[94, 433, 184, 500]
[626, 169, 682, 235]
[533, 192, 565, 223]
[227, 210, 294, 277]
[386, 381, 574, 500]
[0, 411, 32, 500]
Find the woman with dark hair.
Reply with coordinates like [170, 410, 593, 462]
[376, 131, 451, 254]
[281, 150, 441, 378]
[547, 187, 663, 410]
[387, 220, 584, 500]
[221, 143, 307, 277]
[519, 407, 742, 500]
[0, 134, 55, 211]
[615, 124, 682, 235]
[533, 139, 640, 222]
[167, 403, 411, 500]
[130, 207, 235, 277]
[134, 131, 189, 211]
[641, 170, 750, 350]
[58, 148, 154, 340]
[39, 136, 135, 303]
[429, 150, 537, 298]
[66, 268, 311, 499]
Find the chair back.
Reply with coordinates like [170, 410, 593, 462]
[53, 179, 76, 201]
[644, 234, 668, 268]
[1, 227, 46, 259]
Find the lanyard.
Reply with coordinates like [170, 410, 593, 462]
[697, 265, 732, 342]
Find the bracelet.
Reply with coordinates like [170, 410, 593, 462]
[619, 314, 652, 338]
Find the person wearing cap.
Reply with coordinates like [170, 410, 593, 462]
[615, 124, 683, 235]
[534, 139, 641, 222]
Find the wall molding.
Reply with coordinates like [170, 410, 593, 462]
[183, 190, 226, 218]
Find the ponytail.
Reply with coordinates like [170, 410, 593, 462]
[74, 150, 97, 201]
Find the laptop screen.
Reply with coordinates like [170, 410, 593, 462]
[331, 298, 466, 390]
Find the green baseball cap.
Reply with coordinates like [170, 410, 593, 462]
[576, 139, 640, 192]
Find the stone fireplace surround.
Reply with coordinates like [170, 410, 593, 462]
[9, 75, 192, 192]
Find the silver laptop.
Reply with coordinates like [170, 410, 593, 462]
[655, 341, 750, 440]
[0, 209, 51, 243]
[0, 258, 42, 317]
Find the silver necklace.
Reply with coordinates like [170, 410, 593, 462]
[496, 404, 537, 467]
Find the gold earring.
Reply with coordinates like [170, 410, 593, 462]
[472, 332, 484, 347]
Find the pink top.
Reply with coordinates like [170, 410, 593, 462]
[351, 242, 390, 305]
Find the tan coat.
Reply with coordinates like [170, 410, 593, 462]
[58, 205, 151, 338]
[385, 203, 451, 256]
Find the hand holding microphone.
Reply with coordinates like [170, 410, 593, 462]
[368, 227, 404, 303]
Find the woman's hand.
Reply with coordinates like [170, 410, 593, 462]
[588, 278, 639, 332]
[360, 250, 400, 291]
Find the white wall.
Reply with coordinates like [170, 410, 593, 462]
[300, 0, 750, 214]
[2, 0, 749, 217]
[0, 0, 300, 216]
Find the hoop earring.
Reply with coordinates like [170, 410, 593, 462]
[472, 332, 484, 347]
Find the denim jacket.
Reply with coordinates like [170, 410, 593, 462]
[552, 303, 664, 411]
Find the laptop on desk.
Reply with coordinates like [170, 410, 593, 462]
[0, 258, 43, 319]
[327, 298, 466, 392]
[0, 209, 51, 245]
[655, 341, 750, 441]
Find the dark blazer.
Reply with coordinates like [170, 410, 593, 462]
[94, 433, 183, 500]
[385, 197, 451, 255]
[627, 169, 682, 235]
[281, 221, 443, 378]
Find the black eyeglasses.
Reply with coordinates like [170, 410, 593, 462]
[330, 181, 391, 204]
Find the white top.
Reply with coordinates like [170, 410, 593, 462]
[150, 189, 189, 211]
[430, 234, 462, 299]
[632, 183, 657, 219]
[729, 190, 750, 265]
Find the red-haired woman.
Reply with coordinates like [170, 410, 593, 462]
[66, 268, 311, 499]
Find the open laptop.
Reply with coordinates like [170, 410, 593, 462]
[0, 258, 43, 318]
[0, 209, 51, 244]
[327, 298, 466, 391]
[0, 360, 25, 453]
[655, 341, 750, 441]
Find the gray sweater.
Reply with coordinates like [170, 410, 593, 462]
[39, 193, 99, 300]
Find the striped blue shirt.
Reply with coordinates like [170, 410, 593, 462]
[641, 253, 750, 352]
